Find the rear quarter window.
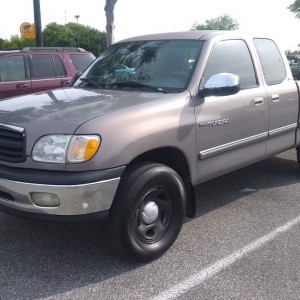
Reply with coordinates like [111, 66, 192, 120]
[253, 38, 286, 85]
[69, 53, 95, 72]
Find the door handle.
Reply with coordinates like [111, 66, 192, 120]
[16, 83, 29, 88]
[271, 94, 280, 103]
[254, 97, 264, 106]
[61, 80, 72, 85]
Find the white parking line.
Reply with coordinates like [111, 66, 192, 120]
[153, 214, 300, 300]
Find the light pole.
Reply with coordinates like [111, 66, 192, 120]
[33, 0, 43, 46]
[74, 15, 80, 47]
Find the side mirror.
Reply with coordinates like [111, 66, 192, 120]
[199, 73, 240, 98]
[71, 71, 82, 85]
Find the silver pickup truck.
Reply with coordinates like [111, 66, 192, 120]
[0, 31, 299, 262]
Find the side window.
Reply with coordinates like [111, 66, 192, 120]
[253, 38, 286, 85]
[0, 56, 26, 82]
[30, 54, 55, 78]
[53, 55, 66, 76]
[202, 40, 258, 90]
[69, 54, 95, 72]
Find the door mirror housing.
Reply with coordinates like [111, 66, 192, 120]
[199, 73, 240, 98]
[71, 71, 82, 85]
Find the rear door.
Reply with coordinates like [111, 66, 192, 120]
[0, 54, 32, 99]
[253, 38, 299, 155]
[194, 39, 269, 183]
[30, 54, 71, 93]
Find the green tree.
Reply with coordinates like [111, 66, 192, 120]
[0, 38, 6, 49]
[191, 14, 239, 30]
[42, 22, 75, 48]
[42, 22, 106, 56]
[288, 0, 300, 18]
[66, 23, 107, 56]
[1, 35, 35, 49]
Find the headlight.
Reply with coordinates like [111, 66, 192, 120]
[32, 135, 100, 163]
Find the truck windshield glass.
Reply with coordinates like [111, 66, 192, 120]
[75, 40, 205, 93]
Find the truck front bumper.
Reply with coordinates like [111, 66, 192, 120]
[0, 165, 125, 222]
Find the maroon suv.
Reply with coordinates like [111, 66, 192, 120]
[0, 47, 95, 99]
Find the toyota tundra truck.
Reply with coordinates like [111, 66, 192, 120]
[0, 31, 299, 262]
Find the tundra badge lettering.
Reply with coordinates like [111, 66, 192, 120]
[199, 119, 229, 128]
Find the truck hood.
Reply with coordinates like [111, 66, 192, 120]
[0, 87, 172, 133]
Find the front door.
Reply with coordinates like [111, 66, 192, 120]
[194, 39, 269, 183]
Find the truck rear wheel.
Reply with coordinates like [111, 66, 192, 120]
[107, 163, 186, 262]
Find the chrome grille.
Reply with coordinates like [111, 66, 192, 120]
[0, 124, 26, 162]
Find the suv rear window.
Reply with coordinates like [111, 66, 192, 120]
[30, 54, 55, 78]
[69, 53, 95, 72]
[30, 54, 66, 78]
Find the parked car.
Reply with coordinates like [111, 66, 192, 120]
[0, 47, 95, 99]
[286, 55, 300, 80]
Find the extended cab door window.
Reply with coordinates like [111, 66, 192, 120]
[0, 55, 32, 99]
[195, 39, 268, 183]
[253, 39, 286, 85]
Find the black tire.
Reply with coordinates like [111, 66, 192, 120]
[107, 162, 186, 262]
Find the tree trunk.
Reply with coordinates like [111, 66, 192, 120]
[105, 0, 118, 47]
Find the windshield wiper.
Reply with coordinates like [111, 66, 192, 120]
[110, 81, 168, 93]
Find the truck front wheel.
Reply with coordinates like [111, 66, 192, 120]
[107, 163, 186, 262]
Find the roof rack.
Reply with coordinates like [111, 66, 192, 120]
[1, 48, 20, 50]
[21, 47, 86, 52]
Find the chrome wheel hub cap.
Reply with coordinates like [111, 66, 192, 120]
[141, 201, 159, 225]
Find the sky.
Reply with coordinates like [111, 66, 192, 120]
[1, 0, 300, 51]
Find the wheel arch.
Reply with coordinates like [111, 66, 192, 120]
[129, 147, 196, 218]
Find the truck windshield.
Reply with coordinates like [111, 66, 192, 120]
[75, 40, 205, 93]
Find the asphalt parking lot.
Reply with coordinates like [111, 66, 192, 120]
[1, 149, 300, 300]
